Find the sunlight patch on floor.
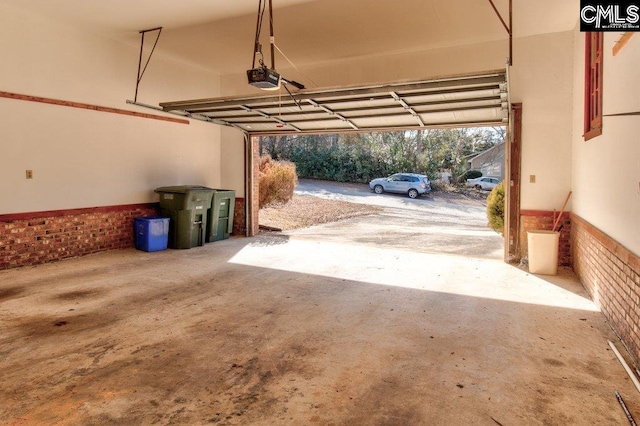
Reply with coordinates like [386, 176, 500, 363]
[229, 237, 598, 312]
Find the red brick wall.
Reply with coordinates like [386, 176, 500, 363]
[232, 198, 245, 236]
[571, 213, 640, 365]
[0, 204, 159, 270]
[520, 210, 571, 266]
[250, 135, 260, 236]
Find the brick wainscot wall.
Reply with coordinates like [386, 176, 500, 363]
[1, 200, 248, 271]
[571, 213, 640, 365]
[0, 204, 160, 270]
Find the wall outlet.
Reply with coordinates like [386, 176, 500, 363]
[529, 175, 536, 183]
[26, 170, 33, 179]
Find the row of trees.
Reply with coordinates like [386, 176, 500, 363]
[259, 127, 504, 184]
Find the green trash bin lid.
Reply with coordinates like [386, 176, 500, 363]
[155, 186, 215, 211]
[154, 185, 214, 194]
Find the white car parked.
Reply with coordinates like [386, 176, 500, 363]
[466, 176, 501, 190]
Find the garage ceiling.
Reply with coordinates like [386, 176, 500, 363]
[1, 1, 578, 76]
[160, 71, 508, 134]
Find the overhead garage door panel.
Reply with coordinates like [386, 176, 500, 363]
[159, 71, 508, 134]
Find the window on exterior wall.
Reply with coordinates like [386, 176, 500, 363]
[584, 32, 603, 141]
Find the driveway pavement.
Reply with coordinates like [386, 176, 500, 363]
[293, 179, 503, 259]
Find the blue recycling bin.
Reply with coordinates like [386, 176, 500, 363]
[134, 217, 169, 252]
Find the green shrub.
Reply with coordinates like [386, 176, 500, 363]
[486, 181, 505, 235]
[458, 169, 483, 183]
[259, 155, 298, 208]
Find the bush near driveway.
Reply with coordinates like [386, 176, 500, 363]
[486, 181, 505, 235]
[259, 155, 298, 208]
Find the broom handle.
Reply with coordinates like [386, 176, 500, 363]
[552, 191, 572, 232]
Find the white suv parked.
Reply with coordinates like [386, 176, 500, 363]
[369, 173, 431, 198]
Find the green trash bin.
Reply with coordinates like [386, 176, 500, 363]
[154, 186, 215, 249]
[206, 189, 235, 242]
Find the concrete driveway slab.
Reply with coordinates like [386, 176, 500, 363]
[291, 179, 503, 259]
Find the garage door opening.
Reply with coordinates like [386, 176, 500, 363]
[255, 127, 506, 260]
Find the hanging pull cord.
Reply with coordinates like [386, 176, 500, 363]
[135, 27, 162, 102]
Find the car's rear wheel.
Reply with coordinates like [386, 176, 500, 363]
[374, 185, 384, 194]
[408, 189, 418, 199]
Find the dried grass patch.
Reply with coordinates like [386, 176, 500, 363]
[259, 195, 380, 231]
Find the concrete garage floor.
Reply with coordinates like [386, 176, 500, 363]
[1, 231, 639, 424]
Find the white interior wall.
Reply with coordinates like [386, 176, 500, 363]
[220, 127, 246, 197]
[509, 31, 575, 212]
[572, 30, 640, 255]
[0, 3, 224, 214]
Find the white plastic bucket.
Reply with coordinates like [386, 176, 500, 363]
[527, 230, 560, 275]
